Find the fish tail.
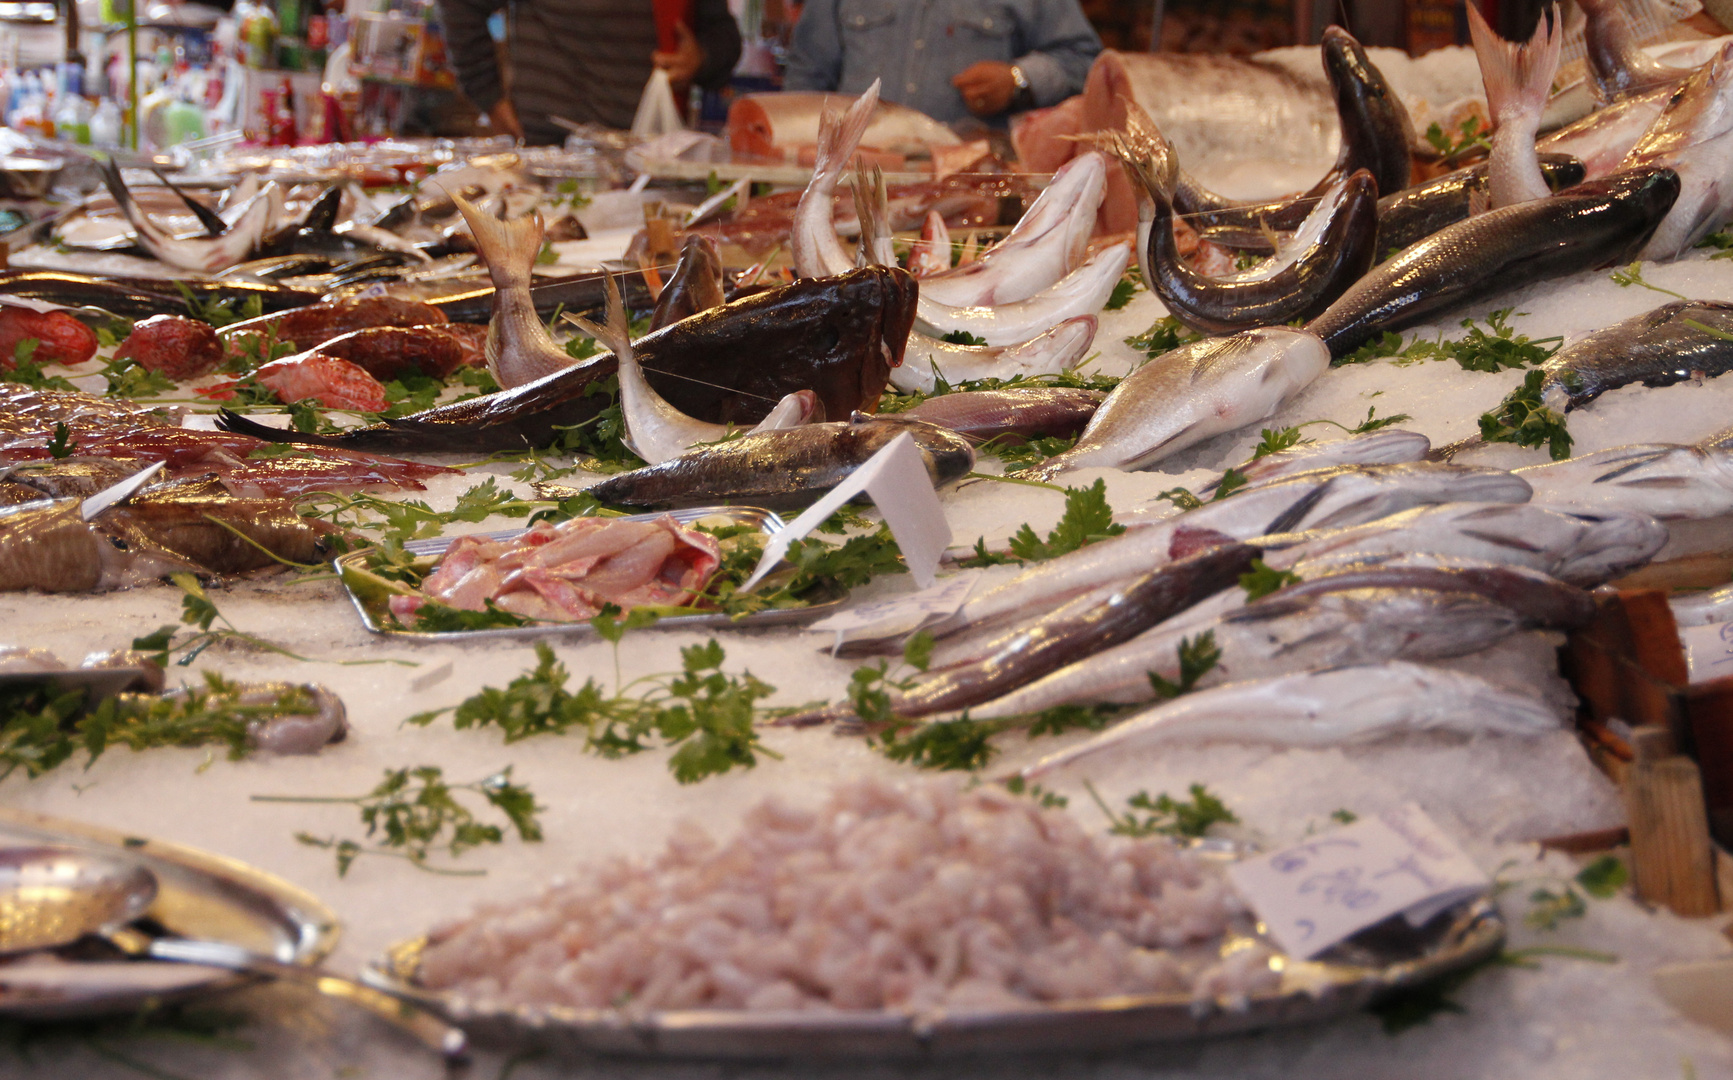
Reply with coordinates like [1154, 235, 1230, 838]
[568, 273, 633, 360]
[851, 164, 893, 267]
[1470, 2, 1561, 126]
[815, 78, 881, 183]
[1101, 102, 1178, 207]
[452, 191, 542, 291]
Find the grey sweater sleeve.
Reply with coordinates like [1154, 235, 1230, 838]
[691, 0, 743, 91]
[1013, 0, 1101, 107]
[781, 0, 841, 92]
[437, 0, 508, 113]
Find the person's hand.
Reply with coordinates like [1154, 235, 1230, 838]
[952, 61, 1016, 116]
[653, 21, 705, 94]
[487, 98, 524, 140]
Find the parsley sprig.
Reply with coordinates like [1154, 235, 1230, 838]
[961, 478, 1125, 566]
[1479, 369, 1573, 460]
[1085, 781, 1239, 838]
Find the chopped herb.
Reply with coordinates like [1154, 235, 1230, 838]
[1002, 775, 1068, 808]
[97, 354, 176, 399]
[1336, 330, 1441, 367]
[1152, 486, 1204, 511]
[1479, 369, 1573, 460]
[46, 422, 73, 459]
[1124, 315, 1202, 360]
[535, 239, 559, 266]
[1027, 702, 1122, 736]
[1252, 426, 1310, 460]
[940, 329, 989, 346]
[1145, 631, 1221, 700]
[1346, 405, 1412, 434]
[1575, 854, 1628, 898]
[3, 338, 77, 391]
[1086, 780, 1239, 838]
[1213, 467, 1249, 500]
[957, 535, 1018, 568]
[1104, 272, 1140, 311]
[257, 765, 542, 877]
[875, 716, 999, 771]
[1423, 115, 1490, 158]
[1241, 558, 1302, 600]
[977, 432, 1078, 473]
[1610, 260, 1689, 300]
[1444, 308, 1562, 373]
[407, 639, 779, 784]
[1331, 808, 1358, 824]
[176, 283, 262, 329]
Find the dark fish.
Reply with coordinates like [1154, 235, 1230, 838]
[1579, 0, 1687, 102]
[1306, 167, 1681, 358]
[216, 254, 340, 281]
[780, 542, 1259, 726]
[1173, 25, 1416, 233]
[259, 186, 346, 257]
[1539, 299, 1733, 411]
[1259, 560, 1595, 629]
[0, 270, 312, 319]
[559, 414, 976, 510]
[430, 269, 659, 324]
[649, 234, 728, 332]
[1374, 154, 1585, 256]
[903, 387, 1105, 443]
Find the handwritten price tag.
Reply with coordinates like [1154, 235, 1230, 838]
[1226, 804, 1488, 959]
[807, 574, 977, 652]
[1681, 622, 1733, 684]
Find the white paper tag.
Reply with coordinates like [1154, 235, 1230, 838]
[807, 574, 976, 652]
[1681, 621, 1733, 684]
[739, 431, 951, 592]
[1226, 804, 1488, 959]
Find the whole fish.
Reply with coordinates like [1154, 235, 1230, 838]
[783, 543, 1258, 727]
[910, 244, 1129, 346]
[649, 234, 727, 331]
[1209, 428, 1432, 494]
[451, 192, 573, 389]
[1517, 443, 1733, 520]
[1539, 299, 1733, 411]
[219, 296, 449, 353]
[1168, 26, 1416, 232]
[0, 271, 313, 319]
[906, 210, 953, 277]
[728, 90, 962, 159]
[220, 267, 915, 453]
[571, 278, 814, 465]
[1270, 555, 1598, 629]
[892, 316, 1096, 394]
[791, 81, 882, 281]
[1373, 155, 1585, 256]
[1305, 167, 1680, 358]
[913, 152, 1104, 308]
[1618, 42, 1733, 259]
[903, 387, 1105, 444]
[931, 461, 1532, 642]
[100, 160, 281, 274]
[106, 476, 331, 575]
[1539, 86, 1673, 178]
[1469, 3, 1563, 208]
[430, 269, 658, 324]
[1117, 115, 1378, 334]
[0, 498, 195, 592]
[1019, 662, 1562, 775]
[1580, 0, 1693, 103]
[1260, 502, 1668, 587]
[552, 415, 976, 510]
[968, 587, 1526, 720]
[1029, 327, 1329, 478]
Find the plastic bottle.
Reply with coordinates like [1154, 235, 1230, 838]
[90, 97, 121, 147]
[53, 93, 90, 143]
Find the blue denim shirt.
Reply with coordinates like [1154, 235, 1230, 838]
[783, 0, 1101, 125]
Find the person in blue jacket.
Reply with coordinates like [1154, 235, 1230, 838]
[783, 0, 1101, 125]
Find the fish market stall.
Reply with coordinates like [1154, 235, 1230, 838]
[3, 8, 1733, 1080]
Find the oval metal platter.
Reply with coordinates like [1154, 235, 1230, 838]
[0, 805, 339, 1021]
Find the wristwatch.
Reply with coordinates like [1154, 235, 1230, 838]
[1009, 63, 1034, 111]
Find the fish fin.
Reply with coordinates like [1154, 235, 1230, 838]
[814, 79, 880, 185]
[749, 390, 819, 433]
[452, 190, 542, 291]
[850, 164, 893, 268]
[1469, 2, 1561, 126]
[152, 166, 228, 236]
[566, 274, 632, 359]
[1099, 100, 1178, 207]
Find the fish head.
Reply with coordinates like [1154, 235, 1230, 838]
[852, 414, 977, 489]
[1536, 152, 1587, 192]
[1577, 165, 1683, 229]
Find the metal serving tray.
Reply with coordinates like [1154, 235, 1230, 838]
[0, 806, 339, 1021]
[334, 506, 849, 643]
[364, 884, 1503, 1060]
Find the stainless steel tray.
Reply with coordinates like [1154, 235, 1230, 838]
[364, 891, 1503, 1060]
[0, 806, 339, 1021]
[334, 506, 850, 642]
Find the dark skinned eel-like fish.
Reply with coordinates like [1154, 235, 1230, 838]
[1173, 25, 1415, 233]
[1306, 166, 1681, 358]
[545, 415, 976, 511]
[1539, 299, 1733, 411]
[217, 267, 916, 454]
[0, 270, 317, 318]
[1111, 117, 1378, 334]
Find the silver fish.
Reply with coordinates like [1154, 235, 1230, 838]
[913, 152, 1104, 307]
[100, 161, 281, 274]
[970, 587, 1526, 720]
[1019, 662, 1563, 775]
[1262, 502, 1668, 586]
[1210, 428, 1432, 495]
[791, 80, 882, 281]
[891, 316, 1097, 394]
[1469, 3, 1563, 208]
[910, 244, 1130, 346]
[453, 192, 574, 390]
[1619, 41, 1733, 259]
[1030, 328, 1330, 479]
[1517, 443, 1733, 520]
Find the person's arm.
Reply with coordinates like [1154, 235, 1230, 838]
[782, 0, 842, 91]
[688, 0, 742, 90]
[437, 0, 506, 112]
[1011, 0, 1101, 108]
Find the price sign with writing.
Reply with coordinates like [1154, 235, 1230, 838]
[808, 574, 977, 652]
[1681, 621, 1733, 684]
[1226, 804, 1488, 959]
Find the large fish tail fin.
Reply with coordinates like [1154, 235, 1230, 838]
[565, 273, 632, 360]
[814, 79, 880, 184]
[1470, 2, 1561, 127]
[850, 164, 894, 268]
[453, 191, 542, 292]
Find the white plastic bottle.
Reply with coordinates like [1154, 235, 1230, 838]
[89, 97, 121, 148]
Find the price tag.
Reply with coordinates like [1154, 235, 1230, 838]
[1226, 804, 1488, 959]
[739, 431, 951, 592]
[1681, 621, 1733, 684]
[807, 574, 977, 652]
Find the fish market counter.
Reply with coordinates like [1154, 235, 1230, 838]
[3, 264, 1733, 1077]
